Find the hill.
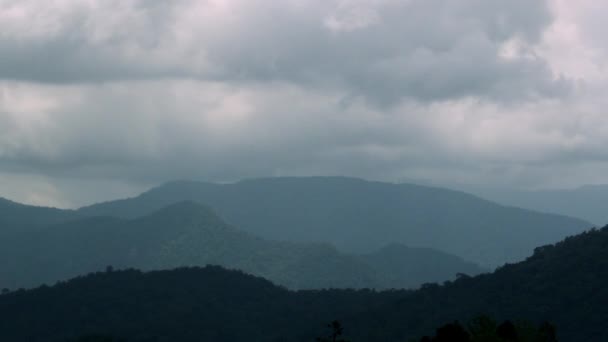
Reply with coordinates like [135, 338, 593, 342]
[0, 266, 400, 342]
[468, 184, 608, 226]
[78, 177, 591, 266]
[0, 201, 483, 290]
[344, 225, 608, 341]
[359, 243, 483, 289]
[1, 226, 608, 341]
[0, 197, 75, 234]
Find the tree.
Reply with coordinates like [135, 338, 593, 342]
[433, 321, 470, 342]
[496, 320, 518, 341]
[316, 320, 350, 342]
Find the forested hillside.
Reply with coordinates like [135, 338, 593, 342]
[0, 201, 483, 290]
[1, 225, 607, 341]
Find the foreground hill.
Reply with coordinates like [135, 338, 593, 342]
[0, 266, 400, 342]
[344, 225, 608, 341]
[79, 177, 591, 266]
[0, 201, 483, 290]
[1, 226, 607, 341]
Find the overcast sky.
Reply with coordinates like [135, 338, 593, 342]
[1, 0, 608, 208]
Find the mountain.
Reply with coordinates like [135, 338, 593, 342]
[78, 177, 592, 266]
[0, 197, 75, 234]
[358, 243, 483, 289]
[0, 201, 483, 290]
[343, 225, 608, 342]
[0, 266, 401, 342]
[467, 184, 608, 227]
[2, 226, 608, 341]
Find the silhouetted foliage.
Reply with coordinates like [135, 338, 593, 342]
[420, 317, 557, 342]
[67, 334, 126, 342]
[496, 320, 517, 341]
[2, 226, 608, 341]
[433, 321, 470, 342]
[316, 321, 350, 342]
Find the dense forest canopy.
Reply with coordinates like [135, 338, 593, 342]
[1, 225, 607, 341]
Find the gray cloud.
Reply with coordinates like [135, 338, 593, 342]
[0, 0, 567, 104]
[1, 0, 608, 207]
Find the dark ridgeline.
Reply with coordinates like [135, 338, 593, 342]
[76, 177, 591, 267]
[0, 201, 484, 291]
[1, 225, 607, 341]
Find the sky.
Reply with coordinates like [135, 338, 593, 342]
[1, 0, 608, 208]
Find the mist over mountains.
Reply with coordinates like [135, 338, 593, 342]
[465, 185, 608, 227]
[78, 177, 591, 267]
[3, 1, 608, 340]
[0, 196, 484, 291]
[0, 176, 601, 341]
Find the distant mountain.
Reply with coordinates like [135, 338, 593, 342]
[78, 177, 592, 266]
[467, 184, 608, 226]
[2, 226, 608, 341]
[359, 243, 482, 289]
[0, 197, 75, 234]
[0, 201, 483, 290]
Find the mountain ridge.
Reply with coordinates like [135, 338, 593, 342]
[77, 176, 592, 267]
[0, 201, 484, 291]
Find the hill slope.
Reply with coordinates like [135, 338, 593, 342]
[345, 225, 608, 341]
[1, 226, 608, 341]
[0, 201, 483, 290]
[78, 177, 592, 266]
[0, 266, 400, 342]
[469, 184, 608, 226]
[0, 197, 75, 234]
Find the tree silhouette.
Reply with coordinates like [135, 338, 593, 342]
[433, 321, 470, 342]
[496, 320, 518, 341]
[316, 320, 350, 342]
[420, 317, 559, 342]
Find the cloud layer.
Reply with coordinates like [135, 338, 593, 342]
[1, 0, 607, 207]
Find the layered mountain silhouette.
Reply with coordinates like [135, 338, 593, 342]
[1, 225, 607, 341]
[78, 177, 591, 266]
[0, 201, 483, 290]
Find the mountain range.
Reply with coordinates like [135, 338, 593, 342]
[1, 225, 607, 341]
[0, 201, 483, 291]
[465, 184, 608, 226]
[77, 177, 592, 266]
